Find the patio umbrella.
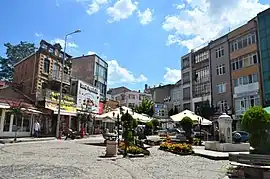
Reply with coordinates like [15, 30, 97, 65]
[170, 110, 212, 125]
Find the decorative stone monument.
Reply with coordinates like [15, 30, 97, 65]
[205, 113, 250, 152]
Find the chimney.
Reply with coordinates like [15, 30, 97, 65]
[145, 84, 148, 90]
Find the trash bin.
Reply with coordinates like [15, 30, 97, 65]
[106, 139, 117, 157]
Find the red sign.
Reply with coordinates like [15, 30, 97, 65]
[99, 102, 104, 114]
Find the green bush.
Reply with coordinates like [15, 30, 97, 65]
[180, 117, 193, 139]
[241, 106, 270, 153]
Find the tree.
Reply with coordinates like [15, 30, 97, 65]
[168, 108, 174, 117]
[0, 42, 35, 81]
[173, 106, 179, 115]
[151, 119, 160, 130]
[196, 100, 214, 119]
[0, 57, 13, 81]
[241, 106, 270, 154]
[180, 116, 193, 140]
[135, 98, 154, 117]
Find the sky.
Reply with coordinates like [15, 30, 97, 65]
[0, 0, 269, 91]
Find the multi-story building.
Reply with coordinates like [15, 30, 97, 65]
[13, 40, 77, 136]
[228, 19, 261, 122]
[111, 89, 152, 108]
[209, 35, 233, 114]
[191, 46, 212, 111]
[257, 8, 270, 106]
[71, 54, 108, 102]
[181, 52, 193, 111]
[170, 79, 182, 112]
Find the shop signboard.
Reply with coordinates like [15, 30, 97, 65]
[45, 90, 77, 114]
[99, 102, 104, 114]
[77, 80, 100, 113]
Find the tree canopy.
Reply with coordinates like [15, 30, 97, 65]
[196, 100, 214, 119]
[135, 98, 154, 117]
[241, 106, 270, 153]
[0, 41, 35, 81]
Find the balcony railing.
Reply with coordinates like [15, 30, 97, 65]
[49, 71, 70, 84]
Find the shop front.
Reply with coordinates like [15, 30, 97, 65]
[0, 102, 42, 138]
[44, 91, 77, 136]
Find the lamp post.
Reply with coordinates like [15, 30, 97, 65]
[117, 114, 120, 146]
[199, 117, 202, 146]
[56, 29, 81, 139]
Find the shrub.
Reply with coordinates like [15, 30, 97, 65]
[180, 117, 193, 139]
[160, 142, 170, 150]
[159, 142, 193, 154]
[241, 106, 270, 153]
[119, 142, 143, 154]
[192, 138, 200, 146]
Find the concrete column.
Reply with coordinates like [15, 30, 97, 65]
[0, 109, 6, 132]
[9, 114, 14, 132]
[21, 116, 24, 132]
[68, 116, 72, 128]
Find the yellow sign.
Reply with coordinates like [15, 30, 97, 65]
[45, 91, 76, 113]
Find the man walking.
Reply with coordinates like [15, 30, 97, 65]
[34, 120, 40, 138]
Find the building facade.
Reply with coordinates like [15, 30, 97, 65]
[209, 35, 233, 114]
[257, 8, 270, 106]
[228, 19, 262, 121]
[71, 54, 108, 102]
[170, 80, 182, 112]
[13, 40, 76, 137]
[181, 52, 193, 111]
[191, 46, 212, 112]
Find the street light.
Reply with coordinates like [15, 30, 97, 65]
[56, 29, 81, 139]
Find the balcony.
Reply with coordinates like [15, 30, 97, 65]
[234, 82, 259, 98]
[48, 71, 70, 85]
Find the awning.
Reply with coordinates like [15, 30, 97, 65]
[53, 110, 77, 116]
[21, 108, 43, 114]
[0, 103, 10, 109]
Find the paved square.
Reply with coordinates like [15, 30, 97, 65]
[0, 139, 230, 179]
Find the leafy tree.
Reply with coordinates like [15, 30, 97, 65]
[0, 57, 13, 81]
[241, 106, 270, 153]
[196, 100, 214, 119]
[135, 98, 154, 117]
[168, 108, 174, 117]
[0, 42, 35, 81]
[180, 116, 193, 139]
[151, 119, 160, 131]
[173, 106, 179, 115]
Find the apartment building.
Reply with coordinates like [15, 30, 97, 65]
[192, 46, 212, 112]
[71, 54, 108, 102]
[257, 8, 270, 106]
[228, 19, 261, 121]
[181, 52, 193, 111]
[13, 40, 76, 136]
[170, 80, 182, 112]
[108, 87, 152, 108]
[209, 35, 233, 114]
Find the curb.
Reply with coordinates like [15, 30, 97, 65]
[193, 152, 229, 160]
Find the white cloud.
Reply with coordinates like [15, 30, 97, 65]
[176, 4, 185, 10]
[51, 38, 79, 48]
[35, 33, 43, 37]
[86, 0, 108, 15]
[87, 51, 96, 55]
[107, 59, 147, 85]
[163, 67, 181, 84]
[106, 0, 138, 22]
[163, 0, 269, 51]
[137, 8, 154, 25]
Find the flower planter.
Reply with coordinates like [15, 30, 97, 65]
[159, 147, 193, 155]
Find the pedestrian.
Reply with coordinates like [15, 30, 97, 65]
[34, 120, 40, 138]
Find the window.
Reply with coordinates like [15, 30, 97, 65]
[182, 57, 190, 69]
[53, 63, 60, 76]
[217, 100, 227, 112]
[3, 112, 11, 132]
[41, 43, 47, 49]
[216, 64, 225, 75]
[234, 73, 258, 87]
[43, 58, 50, 73]
[183, 87, 190, 100]
[195, 51, 209, 63]
[216, 83, 226, 93]
[230, 32, 256, 52]
[182, 72, 190, 84]
[231, 53, 257, 71]
[49, 48, 54, 54]
[216, 47, 224, 58]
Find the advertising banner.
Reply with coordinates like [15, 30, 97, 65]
[45, 91, 77, 114]
[99, 102, 104, 114]
[77, 80, 100, 113]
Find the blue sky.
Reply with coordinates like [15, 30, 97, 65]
[0, 0, 269, 90]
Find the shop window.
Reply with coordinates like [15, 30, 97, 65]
[3, 112, 11, 132]
[12, 114, 22, 132]
[22, 115, 31, 132]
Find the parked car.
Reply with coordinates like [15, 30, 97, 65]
[232, 131, 249, 143]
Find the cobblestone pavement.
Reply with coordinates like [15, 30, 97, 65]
[0, 140, 230, 179]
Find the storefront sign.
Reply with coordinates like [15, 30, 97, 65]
[45, 91, 76, 114]
[99, 102, 104, 114]
[77, 80, 100, 113]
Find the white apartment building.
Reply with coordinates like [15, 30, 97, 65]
[170, 80, 182, 112]
[111, 90, 152, 108]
